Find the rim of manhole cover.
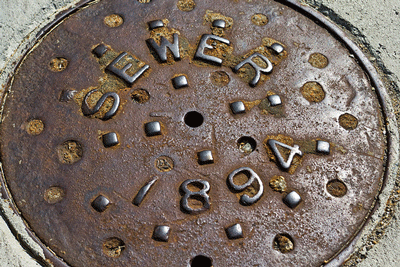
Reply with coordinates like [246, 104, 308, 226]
[0, 0, 398, 266]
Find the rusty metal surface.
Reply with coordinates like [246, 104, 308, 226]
[0, 0, 388, 266]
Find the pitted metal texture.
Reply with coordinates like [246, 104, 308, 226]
[0, 0, 390, 266]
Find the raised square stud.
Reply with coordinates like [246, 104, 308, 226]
[198, 150, 214, 165]
[148, 20, 164, 30]
[91, 195, 110, 212]
[212, 19, 226, 28]
[271, 43, 285, 54]
[230, 101, 246, 115]
[102, 132, 119, 148]
[172, 75, 188, 89]
[225, 223, 243, 240]
[283, 191, 302, 209]
[92, 44, 108, 58]
[268, 95, 282, 106]
[145, 121, 162, 137]
[59, 89, 77, 102]
[316, 140, 330, 155]
[152, 225, 170, 242]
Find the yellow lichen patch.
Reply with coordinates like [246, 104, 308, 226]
[262, 38, 288, 59]
[147, 27, 190, 64]
[149, 27, 181, 43]
[26, 119, 44, 135]
[102, 238, 125, 258]
[44, 187, 65, 204]
[326, 180, 347, 197]
[265, 91, 278, 97]
[155, 156, 174, 172]
[308, 53, 329, 68]
[97, 130, 109, 140]
[210, 71, 230, 87]
[300, 82, 325, 103]
[238, 142, 253, 153]
[273, 234, 294, 253]
[251, 13, 268, 26]
[49, 57, 68, 72]
[177, 0, 195, 12]
[112, 52, 148, 77]
[269, 175, 287, 193]
[104, 14, 123, 28]
[203, 11, 233, 29]
[209, 38, 233, 61]
[131, 89, 150, 103]
[297, 140, 318, 154]
[74, 46, 149, 118]
[232, 172, 259, 198]
[84, 89, 111, 118]
[92, 46, 149, 78]
[233, 38, 287, 86]
[351, 203, 364, 213]
[211, 27, 225, 37]
[263, 134, 303, 174]
[177, 35, 193, 60]
[257, 92, 285, 117]
[243, 99, 262, 110]
[333, 144, 348, 154]
[57, 141, 83, 164]
[339, 113, 358, 130]
[306, 166, 313, 173]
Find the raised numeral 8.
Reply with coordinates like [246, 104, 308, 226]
[180, 179, 210, 214]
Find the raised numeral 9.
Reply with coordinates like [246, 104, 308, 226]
[227, 167, 264, 206]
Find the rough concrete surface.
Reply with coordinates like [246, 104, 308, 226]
[0, 0, 399, 266]
[0, 214, 41, 267]
[359, 214, 400, 267]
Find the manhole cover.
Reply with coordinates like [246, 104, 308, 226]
[0, 0, 393, 266]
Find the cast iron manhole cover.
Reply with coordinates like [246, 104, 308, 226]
[0, 0, 392, 266]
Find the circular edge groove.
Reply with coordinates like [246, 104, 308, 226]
[274, 0, 399, 265]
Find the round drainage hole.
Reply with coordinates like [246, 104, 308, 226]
[102, 237, 125, 258]
[191, 255, 212, 267]
[184, 111, 204, 128]
[237, 136, 256, 153]
[131, 89, 150, 103]
[56, 140, 83, 164]
[326, 179, 347, 197]
[273, 233, 294, 253]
